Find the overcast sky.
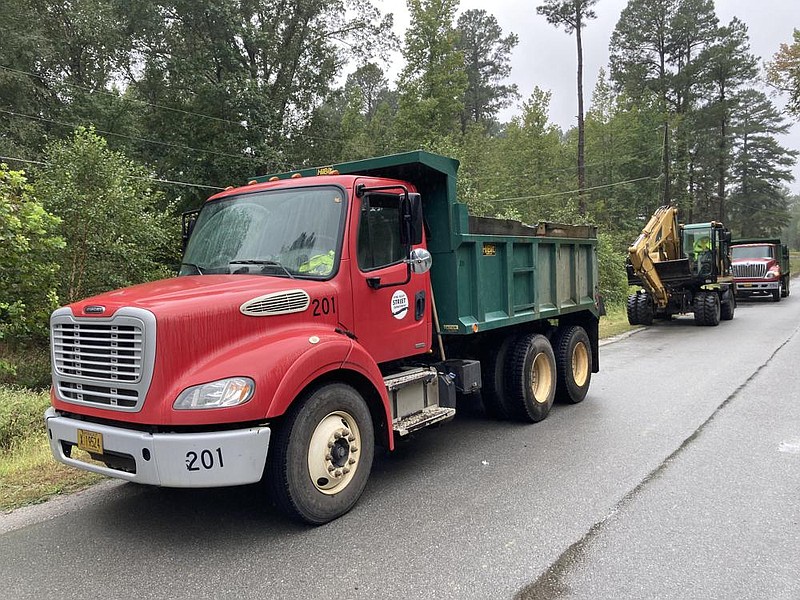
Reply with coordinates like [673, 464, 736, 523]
[379, 0, 800, 193]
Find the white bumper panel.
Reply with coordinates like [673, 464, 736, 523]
[736, 281, 779, 291]
[45, 408, 270, 488]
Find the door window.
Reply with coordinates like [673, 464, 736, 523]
[357, 194, 403, 271]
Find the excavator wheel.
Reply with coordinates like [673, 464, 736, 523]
[694, 292, 721, 326]
[626, 294, 640, 325]
[720, 290, 735, 321]
[635, 292, 654, 325]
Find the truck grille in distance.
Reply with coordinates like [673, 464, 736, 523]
[732, 263, 767, 278]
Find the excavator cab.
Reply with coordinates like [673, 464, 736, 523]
[684, 226, 714, 277]
[682, 223, 731, 280]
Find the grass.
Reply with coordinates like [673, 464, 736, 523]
[2, 308, 636, 513]
[0, 386, 102, 512]
[599, 301, 637, 339]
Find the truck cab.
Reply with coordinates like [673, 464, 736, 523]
[731, 239, 790, 302]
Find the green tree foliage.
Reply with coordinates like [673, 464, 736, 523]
[34, 128, 176, 304]
[395, 0, 468, 149]
[0, 166, 62, 342]
[455, 9, 519, 134]
[0, 0, 137, 159]
[726, 89, 797, 236]
[767, 29, 800, 117]
[584, 70, 664, 232]
[124, 0, 394, 205]
[690, 18, 757, 220]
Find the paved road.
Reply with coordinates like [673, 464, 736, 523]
[2, 295, 798, 599]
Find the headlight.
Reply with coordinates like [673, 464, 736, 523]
[766, 268, 780, 278]
[174, 377, 255, 410]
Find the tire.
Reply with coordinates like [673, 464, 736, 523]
[636, 292, 654, 325]
[772, 283, 782, 302]
[553, 326, 592, 404]
[784, 277, 790, 297]
[481, 335, 515, 419]
[627, 293, 639, 325]
[720, 290, 735, 321]
[702, 292, 721, 326]
[267, 383, 374, 525]
[505, 333, 557, 422]
[694, 292, 707, 325]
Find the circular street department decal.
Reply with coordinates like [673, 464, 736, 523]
[391, 290, 409, 319]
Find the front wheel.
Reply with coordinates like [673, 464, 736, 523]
[772, 283, 782, 302]
[268, 383, 374, 525]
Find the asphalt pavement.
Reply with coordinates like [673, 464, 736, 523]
[1, 294, 798, 599]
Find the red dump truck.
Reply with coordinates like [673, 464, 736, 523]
[731, 238, 790, 302]
[45, 151, 602, 523]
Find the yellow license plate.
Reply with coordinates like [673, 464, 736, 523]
[77, 429, 104, 455]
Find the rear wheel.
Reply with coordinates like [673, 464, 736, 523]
[505, 334, 557, 422]
[268, 383, 374, 525]
[481, 335, 515, 419]
[720, 290, 735, 321]
[553, 326, 592, 404]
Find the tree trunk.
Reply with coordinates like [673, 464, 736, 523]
[576, 8, 586, 216]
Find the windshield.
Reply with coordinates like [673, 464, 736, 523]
[731, 245, 773, 260]
[180, 186, 345, 278]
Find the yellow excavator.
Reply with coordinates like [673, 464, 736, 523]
[626, 206, 736, 326]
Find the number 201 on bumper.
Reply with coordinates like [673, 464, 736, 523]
[186, 448, 224, 471]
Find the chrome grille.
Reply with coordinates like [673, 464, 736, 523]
[50, 307, 156, 412]
[732, 263, 766, 278]
[53, 323, 143, 382]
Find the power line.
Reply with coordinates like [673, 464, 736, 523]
[0, 154, 224, 191]
[0, 63, 348, 147]
[489, 176, 660, 204]
[0, 107, 260, 162]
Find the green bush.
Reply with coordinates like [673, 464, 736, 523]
[0, 385, 50, 451]
[0, 343, 51, 389]
[0, 165, 63, 342]
[597, 232, 630, 306]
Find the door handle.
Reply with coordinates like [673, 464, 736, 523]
[415, 291, 426, 321]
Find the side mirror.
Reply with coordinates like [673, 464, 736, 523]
[399, 193, 423, 247]
[407, 248, 432, 274]
[182, 209, 200, 251]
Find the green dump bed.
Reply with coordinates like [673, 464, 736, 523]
[255, 150, 600, 335]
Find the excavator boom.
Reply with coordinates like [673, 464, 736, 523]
[627, 206, 681, 308]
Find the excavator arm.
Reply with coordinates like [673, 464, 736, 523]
[627, 206, 682, 308]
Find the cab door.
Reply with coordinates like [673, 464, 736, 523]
[348, 186, 431, 364]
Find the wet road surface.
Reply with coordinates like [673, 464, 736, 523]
[2, 295, 799, 599]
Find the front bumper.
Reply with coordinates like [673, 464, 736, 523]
[735, 280, 780, 293]
[45, 407, 270, 487]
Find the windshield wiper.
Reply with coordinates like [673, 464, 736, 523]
[181, 262, 205, 275]
[229, 260, 295, 279]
